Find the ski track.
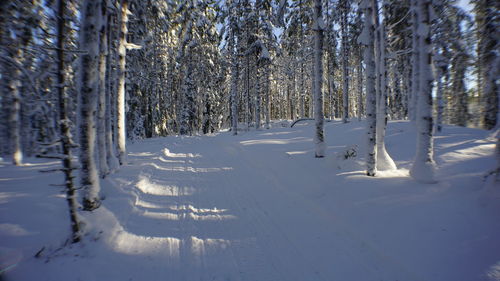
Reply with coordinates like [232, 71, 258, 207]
[2, 122, 499, 281]
[105, 130, 422, 281]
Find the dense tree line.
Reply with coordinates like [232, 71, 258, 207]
[0, 0, 498, 241]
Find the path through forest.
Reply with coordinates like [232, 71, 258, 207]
[100, 126, 416, 281]
[2, 121, 499, 281]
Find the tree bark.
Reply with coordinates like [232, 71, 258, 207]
[363, 0, 377, 176]
[116, 0, 128, 164]
[373, 0, 396, 171]
[56, 0, 81, 242]
[410, 0, 436, 183]
[97, 0, 109, 177]
[313, 0, 325, 158]
[79, 0, 102, 210]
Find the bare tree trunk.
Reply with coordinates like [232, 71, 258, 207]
[230, 47, 239, 135]
[8, 48, 23, 166]
[434, 64, 445, 132]
[362, 0, 377, 176]
[116, 0, 128, 164]
[357, 52, 363, 121]
[263, 63, 271, 129]
[373, 0, 396, 171]
[56, 0, 81, 242]
[300, 62, 305, 118]
[79, 0, 102, 210]
[341, 0, 350, 123]
[409, 0, 419, 123]
[313, 0, 325, 158]
[410, 0, 436, 183]
[255, 62, 261, 130]
[105, 10, 119, 172]
[229, 12, 239, 135]
[97, 0, 109, 177]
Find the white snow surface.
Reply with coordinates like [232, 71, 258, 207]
[1, 120, 499, 281]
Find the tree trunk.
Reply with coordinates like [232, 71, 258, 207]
[105, 11, 119, 172]
[255, 62, 261, 130]
[409, 0, 419, 123]
[410, 0, 436, 183]
[263, 63, 271, 129]
[363, 0, 377, 176]
[357, 52, 363, 121]
[97, 0, 109, 177]
[56, 0, 81, 242]
[79, 0, 102, 210]
[116, 0, 128, 164]
[8, 48, 23, 166]
[230, 17, 239, 135]
[313, 0, 325, 158]
[341, 0, 349, 123]
[435, 70, 444, 132]
[373, 0, 396, 171]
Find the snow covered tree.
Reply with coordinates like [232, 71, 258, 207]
[1, 1, 30, 166]
[473, 0, 499, 130]
[384, 0, 412, 121]
[410, 0, 436, 183]
[340, 0, 350, 123]
[226, 0, 240, 135]
[78, 0, 102, 210]
[255, 0, 275, 130]
[284, 0, 313, 119]
[324, 0, 338, 120]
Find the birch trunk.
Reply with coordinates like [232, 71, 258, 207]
[79, 0, 101, 210]
[363, 0, 377, 176]
[313, 0, 325, 158]
[410, 0, 436, 183]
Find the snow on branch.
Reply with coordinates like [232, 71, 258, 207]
[126, 42, 142, 50]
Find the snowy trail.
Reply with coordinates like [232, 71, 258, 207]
[96, 127, 421, 281]
[3, 121, 500, 281]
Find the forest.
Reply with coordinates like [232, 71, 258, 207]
[0, 0, 499, 280]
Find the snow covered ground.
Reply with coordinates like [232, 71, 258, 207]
[1, 120, 499, 281]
